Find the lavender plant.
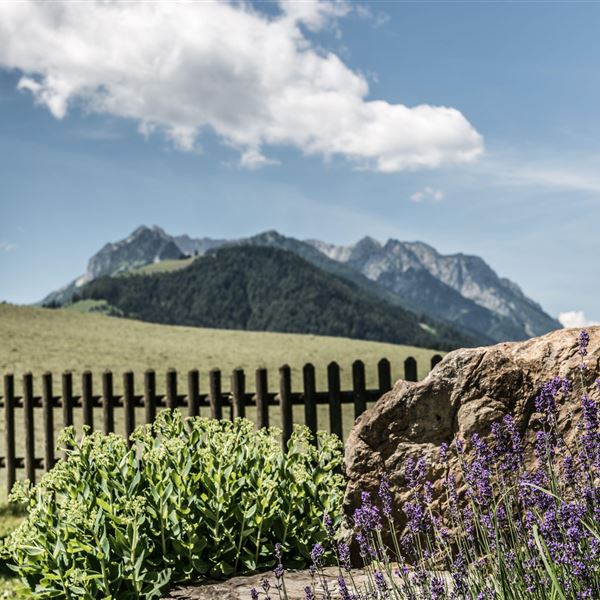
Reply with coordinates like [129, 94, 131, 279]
[255, 330, 600, 599]
[0, 412, 344, 599]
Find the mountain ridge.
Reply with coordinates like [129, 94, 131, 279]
[40, 225, 560, 343]
[80, 245, 477, 351]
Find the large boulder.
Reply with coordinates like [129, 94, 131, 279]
[344, 326, 600, 527]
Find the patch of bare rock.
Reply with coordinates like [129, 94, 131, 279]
[162, 567, 370, 600]
[344, 326, 600, 527]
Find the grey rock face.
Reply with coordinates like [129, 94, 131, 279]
[86, 226, 182, 279]
[344, 326, 600, 531]
[306, 237, 560, 342]
[40, 226, 228, 306]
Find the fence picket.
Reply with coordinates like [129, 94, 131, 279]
[404, 356, 418, 382]
[4, 374, 16, 492]
[255, 368, 269, 429]
[231, 368, 245, 419]
[102, 370, 115, 435]
[188, 369, 200, 418]
[23, 373, 35, 484]
[328, 362, 342, 439]
[378, 358, 392, 393]
[42, 372, 55, 472]
[303, 363, 317, 438]
[209, 369, 222, 420]
[62, 371, 74, 429]
[144, 369, 157, 425]
[123, 371, 135, 445]
[166, 369, 177, 412]
[431, 354, 443, 369]
[352, 360, 367, 420]
[82, 371, 93, 430]
[279, 365, 293, 449]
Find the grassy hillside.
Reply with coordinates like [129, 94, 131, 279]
[125, 256, 196, 275]
[82, 245, 477, 350]
[0, 303, 440, 391]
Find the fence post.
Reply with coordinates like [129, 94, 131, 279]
[102, 370, 114, 435]
[378, 358, 392, 394]
[279, 365, 293, 449]
[431, 354, 443, 370]
[62, 371, 74, 429]
[4, 374, 16, 495]
[404, 356, 417, 382]
[255, 368, 269, 429]
[42, 372, 55, 472]
[303, 363, 317, 440]
[188, 369, 200, 418]
[231, 368, 245, 419]
[144, 369, 156, 425]
[123, 371, 135, 445]
[328, 362, 342, 439]
[209, 369, 222, 420]
[23, 373, 35, 484]
[82, 371, 94, 431]
[352, 360, 367, 420]
[166, 368, 177, 412]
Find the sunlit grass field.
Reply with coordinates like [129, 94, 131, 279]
[0, 303, 438, 391]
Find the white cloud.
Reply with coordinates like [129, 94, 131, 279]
[355, 4, 390, 28]
[0, 1, 483, 172]
[410, 186, 444, 203]
[472, 152, 600, 195]
[558, 311, 600, 329]
[0, 241, 16, 252]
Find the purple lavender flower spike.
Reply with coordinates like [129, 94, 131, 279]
[353, 491, 382, 531]
[378, 474, 393, 517]
[304, 586, 315, 600]
[273, 563, 284, 580]
[374, 571, 387, 593]
[438, 442, 449, 464]
[323, 513, 334, 538]
[250, 588, 259, 600]
[337, 542, 352, 572]
[579, 329, 590, 357]
[310, 542, 324, 567]
[337, 576, 351, 600]
[430, 576, 445, 599]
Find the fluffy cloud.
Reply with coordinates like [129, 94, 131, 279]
[558, 311, 600, 329]
[0, 1, 484, 171]
[410, 186, 444, 203]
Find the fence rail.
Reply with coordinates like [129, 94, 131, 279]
[0, 354, 443, 494]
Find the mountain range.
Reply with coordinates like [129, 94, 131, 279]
[41, 225, 561, 346]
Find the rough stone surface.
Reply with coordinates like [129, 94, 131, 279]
[344, 326, 600, 527]
[163, 567, 371, 600]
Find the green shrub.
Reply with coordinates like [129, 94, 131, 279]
[1, 412, 344, 599]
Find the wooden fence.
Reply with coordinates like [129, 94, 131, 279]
[0, 354, 443, 494]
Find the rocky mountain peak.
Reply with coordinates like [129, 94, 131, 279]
[307, 235, 561, 341]
[86, 226, 182, 280]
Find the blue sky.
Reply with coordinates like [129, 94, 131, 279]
[0, 1, 599, 326]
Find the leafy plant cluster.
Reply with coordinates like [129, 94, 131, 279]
[80, 245, 475, 351]
[1, 412, 344, 599]
[256, 330, 600, 599]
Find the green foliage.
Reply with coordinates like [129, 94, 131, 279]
[81, 246, 476, 351]
[1, 412, 344, 599]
